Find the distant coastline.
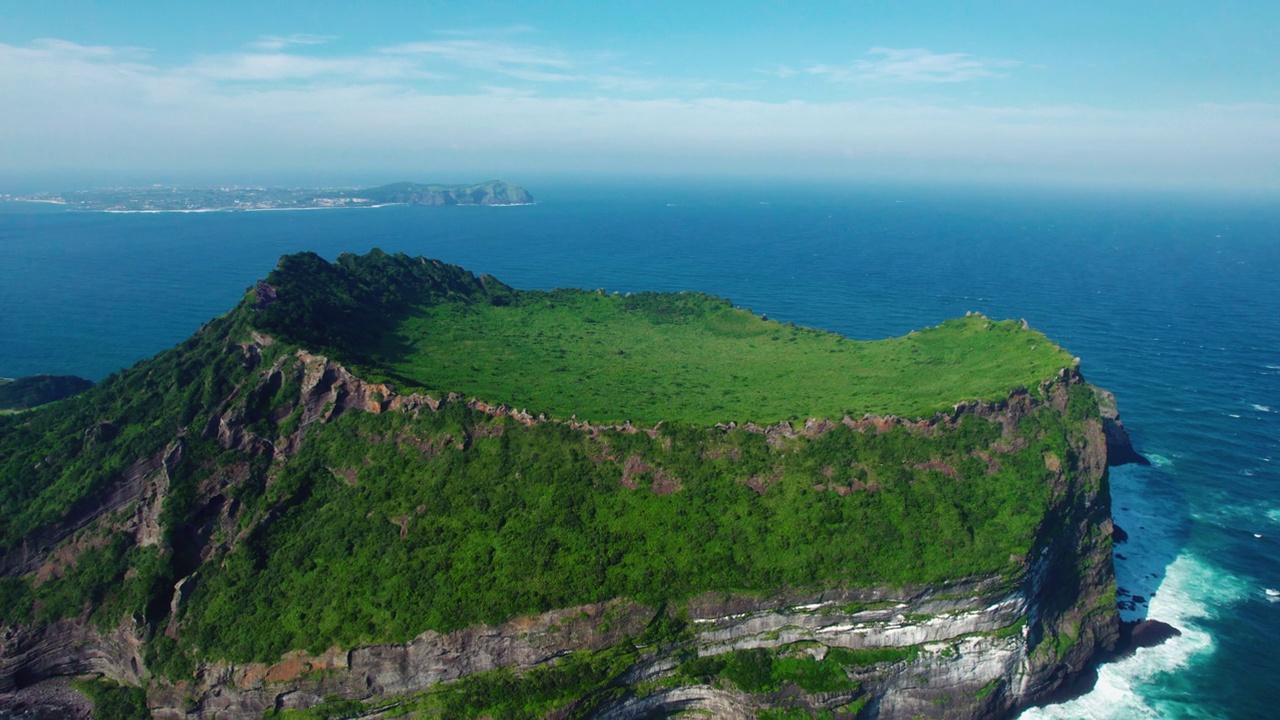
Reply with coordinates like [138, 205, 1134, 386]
[92, 202, 538, 214]
[4, 179, 534, 213]
[100, 203, 406, 214]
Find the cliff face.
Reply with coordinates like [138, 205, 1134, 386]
[0, 253, 1126, 719]
[1, 338, 1120, 719]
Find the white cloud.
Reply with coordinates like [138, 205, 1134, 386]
[27, 37, 147, 60]
[188, 52, 432, 82]
[755, 65, 799, 79]
[381, 39, 576, 82]
[435, 25, 539, 38]
[249, 34, 337, 51]
[810, 47, 1018, 83]
[0, 38, 1276, 190]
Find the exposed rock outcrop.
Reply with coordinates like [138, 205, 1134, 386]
[0, 616, 147, 694]
[1093, 387, 1149, 466]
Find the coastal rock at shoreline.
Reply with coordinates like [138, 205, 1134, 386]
[1117, 619, 1182, 657]
[1093, 387, 1150, 466]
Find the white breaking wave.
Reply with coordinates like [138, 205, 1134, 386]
[1021, 464, 1247, 719]
[1022, 555, 1245, 719]
[1251, 404, 1272, 413]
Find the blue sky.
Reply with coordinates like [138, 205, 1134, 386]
[2, 1, 1278, 190]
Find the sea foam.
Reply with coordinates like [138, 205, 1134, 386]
[1021, 463, 1246, 718]
[1021, 554, 1245, 719]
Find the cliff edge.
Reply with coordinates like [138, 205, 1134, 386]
[0, 251, 1123, 719]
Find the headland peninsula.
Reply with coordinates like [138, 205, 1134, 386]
[0, 250, 1144, 719]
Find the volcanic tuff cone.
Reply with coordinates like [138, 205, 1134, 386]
[0, 250, 1131, 719]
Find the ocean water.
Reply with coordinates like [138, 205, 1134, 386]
[1, 181, 1277, 718]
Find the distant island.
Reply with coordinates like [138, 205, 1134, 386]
[0, 374, 93, 412]
[2, 179, 533, 213]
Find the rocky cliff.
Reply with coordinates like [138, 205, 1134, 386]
[0, 254, 1131, 719]
[1, 355, 1123, 718]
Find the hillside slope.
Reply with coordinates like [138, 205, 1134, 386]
[0, 250, 1130, 719]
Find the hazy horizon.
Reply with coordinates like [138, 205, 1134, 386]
[3, 2, 1278, 195]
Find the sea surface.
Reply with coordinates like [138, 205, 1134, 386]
[1, 181, 1277, 718]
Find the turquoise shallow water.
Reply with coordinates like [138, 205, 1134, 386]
[1, 182, 1277, 717]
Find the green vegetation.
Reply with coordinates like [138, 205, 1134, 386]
[71, 677, 152, 720]
[314, 643, 863, 720]
[256, 250, 1074, 425]
[0, 250, 1102, 685]
[841, 697, 870, 715]
[974, 677, 1003, 700]
[168, 399, 1063, 664]
[0, 307, 256, 549]
[678, 643, 916, 695]
[758, 710, 835, 720]
[827, 645, 922, 666]
[990, 617, 1028, 640]
[0, 536, 170, 631]
[382, 293, 1066, 424]
[267, 642, 638, 720]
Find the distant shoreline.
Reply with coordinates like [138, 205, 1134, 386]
[80, 202, 537, 214]
[102, 203, 405, 214]
[3, 179, 535, 214]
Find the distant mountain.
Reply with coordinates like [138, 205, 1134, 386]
[353, 179, 534, 206]
[0, 374, 93, 411]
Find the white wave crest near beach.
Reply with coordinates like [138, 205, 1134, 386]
[1021, 554, 1246, 720]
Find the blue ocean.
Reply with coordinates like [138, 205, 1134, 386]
[1, 181, 1277, 718]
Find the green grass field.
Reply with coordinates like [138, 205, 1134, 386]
[367, 290, 1073, 425]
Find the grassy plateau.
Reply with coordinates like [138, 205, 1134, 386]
[0, 250, 1102, 689]
[379, 293, 1071, 425]
[261, 249, 1077, 425]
